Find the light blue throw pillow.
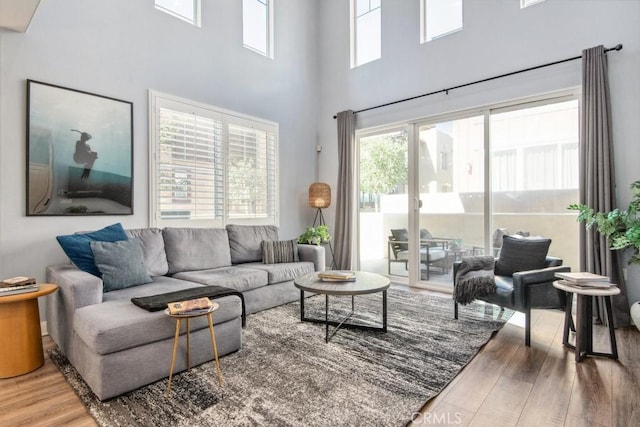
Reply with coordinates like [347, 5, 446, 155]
[90, 238, 152, 292]
[56, 223, 128, 276]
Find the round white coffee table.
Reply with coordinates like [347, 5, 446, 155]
[553, 280, 620, 362]
[294, 271, 390, 343]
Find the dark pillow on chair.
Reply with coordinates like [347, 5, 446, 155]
[492, 228, 509, 248]
[262, 240, 300, 264]
[495, 235, 551, 277]
[420, 228, 441, 247]
[420, 229, 432, 240]
[390, 229, 409, 251]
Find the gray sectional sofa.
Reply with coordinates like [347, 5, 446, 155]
[46, 224, 325, 400]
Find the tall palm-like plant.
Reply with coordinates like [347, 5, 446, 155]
[569, 180, 640, 264]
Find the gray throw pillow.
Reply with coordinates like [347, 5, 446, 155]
[262, 240, 300, 264]
[90, 238, 152, 292]
[494, 235, 551, 277]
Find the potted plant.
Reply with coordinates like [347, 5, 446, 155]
[569, 180, 640, 265]
[297, 225, 332, 245]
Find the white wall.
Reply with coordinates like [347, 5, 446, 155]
[0, 0, 320, 281]
[317, 0, 640, 305]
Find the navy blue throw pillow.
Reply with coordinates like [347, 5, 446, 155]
[56, 223, 128, 277]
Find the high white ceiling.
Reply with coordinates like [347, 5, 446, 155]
[0, 0, 42, 32]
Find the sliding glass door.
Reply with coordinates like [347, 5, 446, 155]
[358, 128, 409, 281]
[490, 99, 580, 269]
[356, 92, 579, 291]
[415, 115, 485, 287]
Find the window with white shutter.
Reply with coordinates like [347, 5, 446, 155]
[150, 92, 278, 228]
[227, 120, 277, 222]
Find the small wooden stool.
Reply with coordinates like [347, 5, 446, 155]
[553, 281, 620, 362]
[164, 302, 223, 397]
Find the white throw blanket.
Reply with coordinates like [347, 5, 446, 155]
[454, 256, 496, 305]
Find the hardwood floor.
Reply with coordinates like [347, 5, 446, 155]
[0, 338, 97, 427]
[410, 293, 640, 426]
[0, 291, 638, 426]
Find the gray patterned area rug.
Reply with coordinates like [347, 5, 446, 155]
[49, 289, 512, 426]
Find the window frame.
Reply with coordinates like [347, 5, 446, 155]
[242, 0, 275, 58]
[420, 0, 463, 44]
[521, 0, 545, 8]
[149, 90, 279, 228]
[154, 0, 201, 27]
[351, 0, 382, 68]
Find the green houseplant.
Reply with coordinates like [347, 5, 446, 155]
[297, 225, 332, 245]
[569, 180, 640, 265]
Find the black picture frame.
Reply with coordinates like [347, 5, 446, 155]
[26, 80, 133, 216]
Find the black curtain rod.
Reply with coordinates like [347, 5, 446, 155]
[333, 44, 623, 119]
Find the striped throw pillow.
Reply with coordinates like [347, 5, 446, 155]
[262, 240, 300, 264]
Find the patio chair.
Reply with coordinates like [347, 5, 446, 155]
[388, 228, 449, 280]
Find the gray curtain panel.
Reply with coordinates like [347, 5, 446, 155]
[334, 110, 356, 270]
[580, 45, 630, 327]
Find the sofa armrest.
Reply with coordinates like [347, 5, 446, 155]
[46, 264, 104, 362]
[511, 265, 570, 309]
[298, 244, 326, 272]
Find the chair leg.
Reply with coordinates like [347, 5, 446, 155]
[454, 301, 458, 319]
[525, 309, 531, 347]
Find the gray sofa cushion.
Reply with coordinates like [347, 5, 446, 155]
[173, 267, 268, 292]
[102, 276, 204, 302]
[125, 228, 169, 276]
[73, 294, 242, 355]
[226, 224, 279, 264]
[163, 227, 232, 274]
[395, 247, 446, 262]
[238, 261, 315, 284]
[90, 239, 152, 292]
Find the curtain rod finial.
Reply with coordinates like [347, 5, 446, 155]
[614, 44, 623, 51]
[333, 115, 337, 119]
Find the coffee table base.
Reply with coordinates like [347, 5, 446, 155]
[299, 290, 387, 343]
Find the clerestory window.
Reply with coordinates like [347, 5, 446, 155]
[243, 0, 274, 58]
[351, 0, 382, 67]
[421, 0, 463, 43]
[155, 0, 201, 26]
[521, 0, 545, 8]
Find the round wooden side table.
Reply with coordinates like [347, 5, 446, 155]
[0, 284, 58, 378]
[164, 302, 223, 397]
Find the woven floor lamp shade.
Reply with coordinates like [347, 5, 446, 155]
[308, 183, 331, 208]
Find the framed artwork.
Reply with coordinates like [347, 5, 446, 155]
[26, 80, 133, 215]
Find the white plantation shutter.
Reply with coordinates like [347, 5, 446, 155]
[157, 108, 224, 222]
[227, 120, 277, 222]
[150, 92, 278, 227]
